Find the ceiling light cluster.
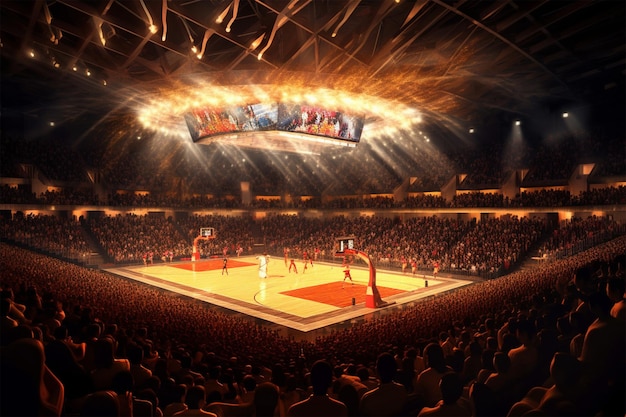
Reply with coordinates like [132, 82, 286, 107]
[27, 43, 108, 87]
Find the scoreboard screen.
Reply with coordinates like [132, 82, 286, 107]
[335, 236, 356, 254]
[185, 101, 363, 144]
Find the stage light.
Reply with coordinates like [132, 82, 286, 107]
[225, 0, 239, 33]
[562, 112, 569, 118]
[216, 4, 231, 24]
[250, 33, 264, 50]
[140, 0, 157, 35]
[257, 14, 289, 61]
[332, 0, 359, 39]
[469, 128, 475, 133]
[161, 0, 168, 41]
[196, 29, 212, 60]
[515, 120, 521, 126]
[181, 17, 195, 52]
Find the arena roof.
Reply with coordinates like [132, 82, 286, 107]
[1, 0, 624, 146]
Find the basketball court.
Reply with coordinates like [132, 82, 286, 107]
[104, 256, 473, 333]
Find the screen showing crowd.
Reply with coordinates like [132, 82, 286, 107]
[184, 102, 364, 143]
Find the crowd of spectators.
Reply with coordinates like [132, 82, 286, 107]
[452, 193, 508, 208]
[0, 213, 90, 261]
[86, 214, 190, 264]
[38, 189, 102, 206]
[178, 214, 256, 259]
[0, 184, 38, 204]
[4, 210, 625, 279]
[1, 231, 624, 416]
[514, 190, 572, 207]
[2, 125, 624, 209]
[450, 138, 529, 189]
[2, 91, 624, 416]
[537, 216, 624, 261]
[2, 128, 623, 199]
[402, 195, 449, 208]
[0, 135, 88, 183]
[574, 186, 626, 206]
[521, 135, 597, 185]
[2, 183, 625, 209]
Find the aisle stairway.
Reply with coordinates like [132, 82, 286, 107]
[78, 220, 110, 267]
[250, 221, 266, 254]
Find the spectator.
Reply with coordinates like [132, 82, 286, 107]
[606, 277, 626, 321]
[44, 334, 94, 413]
[90, 337, 131, 391]
[162, 384, 188, 416]
[579, 291, 626, 416]
[80, 390, 124, 417]
[418, 372, 472, 416]
[128, 342, 153, 390]
[507, 318, 539, 400]
[1, 338, 65, 417]
[415, 343, 454, 408]
[507, 352, 583, 417]
[178, 385, 216, 416]
[287, 360, 347, 416]
[359, 352, 408, 416]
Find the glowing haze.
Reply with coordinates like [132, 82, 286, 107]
[136, 83, 422, 140]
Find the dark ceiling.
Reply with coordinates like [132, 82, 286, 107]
[1, 0, 625, 142]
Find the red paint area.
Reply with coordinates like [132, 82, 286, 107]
[280, 282, 405, 308]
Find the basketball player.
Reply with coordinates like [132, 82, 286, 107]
[289, 259, 298, 274]
[342, 264, 353, 288]
[257, 253, 269, 279]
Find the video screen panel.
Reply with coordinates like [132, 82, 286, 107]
[184, 101, 363, 144]
[277, 103, 363, 142]
[184, 103, 278, 141]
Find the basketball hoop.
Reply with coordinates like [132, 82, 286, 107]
[192, 227, 216, 261]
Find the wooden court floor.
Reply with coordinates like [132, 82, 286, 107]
[104, 256, 473, 333]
